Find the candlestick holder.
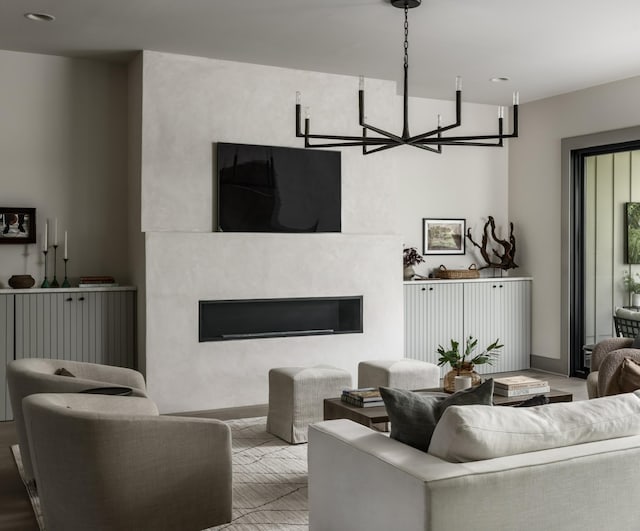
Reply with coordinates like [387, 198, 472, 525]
[62, 258, 71, 288]
[50, 244, 60, 288]
[41, 249, 50, 288]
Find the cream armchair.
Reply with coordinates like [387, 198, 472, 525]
[586, 338, 640, 397]
[7, 358, 147, 482]
[22, 393, 232, 531]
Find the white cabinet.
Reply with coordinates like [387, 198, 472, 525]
[404, 278, 531, 375]
[1, 287, 136, 421]
[462, 280, 531, 374]
[404, 282, 464, 367]
[0, 294, 14, 420]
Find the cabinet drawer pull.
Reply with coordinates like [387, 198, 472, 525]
[421, 287, 426, 291]
[429, 287, 434, 291]
[78, 297, 85, 301]
[66, 297, 73, 302]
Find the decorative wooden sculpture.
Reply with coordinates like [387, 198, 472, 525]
[466, 216, 518, 270]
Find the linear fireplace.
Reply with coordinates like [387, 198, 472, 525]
[199, 296, 363, 341]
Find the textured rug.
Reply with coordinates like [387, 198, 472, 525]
[12, 416, 309, 531]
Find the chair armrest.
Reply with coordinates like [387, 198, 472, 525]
[591, 338, 633, 371]
[598, 349, 640, 396]
[62, 361, 147, 394]
[25, 401, 232, 531]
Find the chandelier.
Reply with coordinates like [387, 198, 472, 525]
[295, 0, 519, 154]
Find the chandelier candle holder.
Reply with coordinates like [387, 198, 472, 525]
[295, 0, 519, 155]
[50, 244, 60, 288]
[41, 249, 50, 288]
[62, 258, 70, 288]
[61, 231, 70, 287]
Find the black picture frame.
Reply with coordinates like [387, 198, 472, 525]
[0, 208, 36, 244]
[422, 218, 466, 255]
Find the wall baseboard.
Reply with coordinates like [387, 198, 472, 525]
[531, 355, 567, 376]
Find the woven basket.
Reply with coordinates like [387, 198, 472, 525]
[436, 264, 480, 279]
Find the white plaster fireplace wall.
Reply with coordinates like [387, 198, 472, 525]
[139, 51, 509, 413]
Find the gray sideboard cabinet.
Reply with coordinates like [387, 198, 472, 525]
[403, 278, 532, 376]
[1, 286, 136, 421]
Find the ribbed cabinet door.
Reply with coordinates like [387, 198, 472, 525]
[404, 283, 464, 372]
[94, 291, 135, 368]
[463, 280, 531, 374]
[1, 294, 14, 421]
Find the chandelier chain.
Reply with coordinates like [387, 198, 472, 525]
[404, 6, 409, 69]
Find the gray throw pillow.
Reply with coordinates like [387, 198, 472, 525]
[632, 332, 640, 349]
[379, 378, 494, 452]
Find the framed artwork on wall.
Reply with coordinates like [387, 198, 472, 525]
[423, 218, 466, 255]
[0, 208, 36, 244]
[626, 202, 640, 264]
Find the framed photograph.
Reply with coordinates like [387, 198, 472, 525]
[423, 218, 466, 255]
[0, 208, 36, 244]
[626, 202, 640, 264]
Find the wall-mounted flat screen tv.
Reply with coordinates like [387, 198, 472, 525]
[216, 142, 341, 233]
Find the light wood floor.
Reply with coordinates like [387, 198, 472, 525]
[0, 373, 586, 531]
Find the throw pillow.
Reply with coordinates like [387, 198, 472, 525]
[54, 367, 75, 377]
[618, 357, 640, 393]
[379, 378, 494, 452]
[436, 378, 494, 418]
[513, 394, 550, 407]
[632, 333, 640, 349]
[378, 387, 446, 451]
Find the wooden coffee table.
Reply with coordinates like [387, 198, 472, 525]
[323, 388, 573, 430]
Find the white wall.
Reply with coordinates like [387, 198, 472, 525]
[139, 51, 510, 412]
[510, 75, 640, 368]
[0, 50, 129, 287]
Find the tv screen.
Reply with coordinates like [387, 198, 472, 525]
[216, 142, 341, 233]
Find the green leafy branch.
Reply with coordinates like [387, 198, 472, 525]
[437, 336, 503, 369]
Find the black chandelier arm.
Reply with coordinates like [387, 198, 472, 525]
[406, 90, 462, 144]
[359, 88, 407, 144]
[363, 140, 442, 155]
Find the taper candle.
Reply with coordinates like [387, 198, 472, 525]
[64, 231, 68, 259]
[54, 218, 58, 245]
[43, 221, 48, 251]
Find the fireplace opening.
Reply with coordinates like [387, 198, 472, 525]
[199, 296, 363, 341]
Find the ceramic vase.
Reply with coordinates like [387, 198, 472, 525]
[633, 293, 640, 308]
[8, 275, 35, 289]
[403, 265, 415, 280]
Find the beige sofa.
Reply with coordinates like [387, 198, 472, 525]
[309, 391, 640, 531]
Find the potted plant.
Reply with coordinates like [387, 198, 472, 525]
[623, 272, 640, 307]
[437, 336, 503, 392]
[403, 247, 424, 280]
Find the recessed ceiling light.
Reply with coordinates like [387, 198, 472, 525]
[24, 12, 56, 22]
[490, 77, 510, 83]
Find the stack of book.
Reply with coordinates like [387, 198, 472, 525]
[78, 276, 118, 288]
[341, 388, 384, 408]
[493, 376, 550, 397]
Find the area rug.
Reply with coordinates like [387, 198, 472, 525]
[12, 416, 309, 531]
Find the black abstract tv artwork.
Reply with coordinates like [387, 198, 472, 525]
[216, 142, 341, 233]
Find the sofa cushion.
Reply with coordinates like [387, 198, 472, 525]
[379, 379, 493, 452]
[429, 391, 640, 462]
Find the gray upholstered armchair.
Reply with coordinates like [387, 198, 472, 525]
[586, 338, 640, 397]
[7, 358, 147, 483]
[22, 393, 232, 531]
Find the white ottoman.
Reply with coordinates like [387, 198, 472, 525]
[358, 359, 440, 390]
[267, 365, 352, 444]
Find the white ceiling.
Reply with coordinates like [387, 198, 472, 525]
[1, 0, 640, 105]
